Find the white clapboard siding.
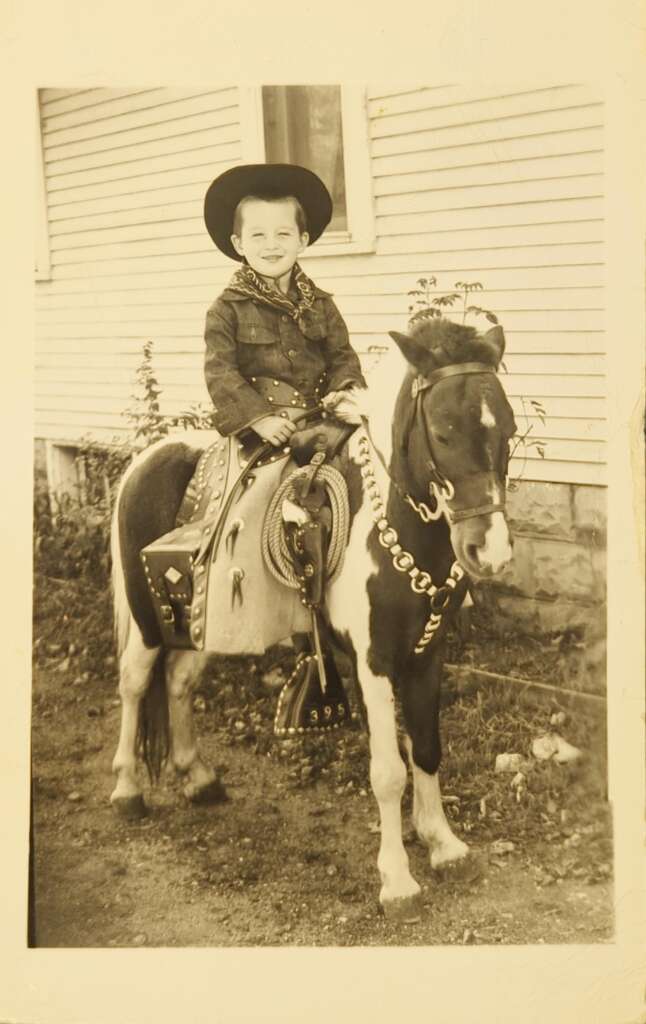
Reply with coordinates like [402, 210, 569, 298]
[36, 261, 604, 297]
[40, 88, 154, 118]
[366, 84, 592, 120]
[42, 91, 239, 149]
[46, 238, 604, 282]
[35, 289, 604, 321]
[45, 121, 240, 180]
[370, 106, 603, 160]
[35, 84, 606, 485]
[374, 152, 604, 196]
[372, 126, 604, 176]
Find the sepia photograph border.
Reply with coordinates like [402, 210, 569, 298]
[1, 1, 644, 1022]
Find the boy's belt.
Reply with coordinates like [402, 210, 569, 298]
[249, 374, 327, 411]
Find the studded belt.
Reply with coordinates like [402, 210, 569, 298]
[248, 374, 327, 411]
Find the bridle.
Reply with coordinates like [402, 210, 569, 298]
[355, 359, 511, 654]
[405, 361, 509, 525]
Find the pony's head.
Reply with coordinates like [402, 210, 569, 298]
[389, 318, 516, 579]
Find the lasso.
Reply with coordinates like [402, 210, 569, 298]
[261, 464, 350, 590]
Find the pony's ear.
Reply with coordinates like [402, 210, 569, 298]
[483, 325, 506, 365]
[389, 330, 434, 372]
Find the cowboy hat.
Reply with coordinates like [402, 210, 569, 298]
[203, 163, 333, 261]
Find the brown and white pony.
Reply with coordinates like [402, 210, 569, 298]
[110, 318, 516, 920]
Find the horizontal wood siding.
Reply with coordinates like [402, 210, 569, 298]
[35, 84, 605, 485]
[35, 87, 241, 449]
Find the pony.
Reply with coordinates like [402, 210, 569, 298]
[109, 317, 516, 921]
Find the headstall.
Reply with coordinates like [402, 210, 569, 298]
[409, 361, 507, 525]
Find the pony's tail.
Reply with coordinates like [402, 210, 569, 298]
[110, 490, 131, 662]
[136, 652, 170, 783]
[110, 465, 169, 783]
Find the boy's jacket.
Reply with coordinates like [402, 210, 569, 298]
[204, 283, 365, 436]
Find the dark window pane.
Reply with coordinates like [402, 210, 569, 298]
[262, 85, 347, 233]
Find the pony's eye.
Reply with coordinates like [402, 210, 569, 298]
[435, 434, 449, 445]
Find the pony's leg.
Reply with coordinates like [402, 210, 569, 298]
[327, 484, 419, 918]
[404, 736, 470, 869]
[110, 625, 159, 817]
[165, 649, 224, 804]
[401, 651, 470, 871]
[353, 648, 421, 920]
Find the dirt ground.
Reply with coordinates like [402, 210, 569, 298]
[31, 578, 613, 948]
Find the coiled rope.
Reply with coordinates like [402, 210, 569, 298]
[261, 464, 350, 590]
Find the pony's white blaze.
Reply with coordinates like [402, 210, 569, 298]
[481, 510, 512, 573]
[480, 397, 496, 428]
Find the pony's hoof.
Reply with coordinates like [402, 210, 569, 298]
[380, 892, 423, 924]
[184, 777, 228, 805]
[111, 794, 147, 820]
[433, 850, 484, 883]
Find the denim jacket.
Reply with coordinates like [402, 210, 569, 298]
[204, 282, 366, 435]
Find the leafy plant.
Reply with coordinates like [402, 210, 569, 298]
[124, 338, 167, 445]
[35, 339, 215, 585]
[406, 276, 547, 483]
[124, 339, 215, 446]
[507, 397, 547, 489]
[409, 277, 499, 327]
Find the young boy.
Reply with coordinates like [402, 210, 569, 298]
[202, 163, 366, 444]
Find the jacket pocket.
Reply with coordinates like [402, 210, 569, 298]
[237, 316, 276, 345]
[302, 322, 326, 342]
[299, 312, 327, 342]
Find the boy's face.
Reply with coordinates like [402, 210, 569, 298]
[231, 199, 309, 281]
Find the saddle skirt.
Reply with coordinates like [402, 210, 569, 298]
[142, 433, 313, 654]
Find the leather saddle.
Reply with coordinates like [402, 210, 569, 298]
[140, 392, 357, 735]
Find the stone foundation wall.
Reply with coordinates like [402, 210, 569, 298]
[481, 480, 606, 634]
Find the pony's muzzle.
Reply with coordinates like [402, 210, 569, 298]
[453, 512, 513, 579]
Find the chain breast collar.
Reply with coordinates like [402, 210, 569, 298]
[356, 430, 465, 654]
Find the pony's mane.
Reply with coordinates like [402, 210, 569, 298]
[409, 317, 497, 367]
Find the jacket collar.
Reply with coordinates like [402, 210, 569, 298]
[219, 281, 331, 302]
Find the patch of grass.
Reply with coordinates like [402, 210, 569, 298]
[447, 598, 606, 698]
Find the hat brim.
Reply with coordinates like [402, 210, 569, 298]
[204, 163, 333, 261]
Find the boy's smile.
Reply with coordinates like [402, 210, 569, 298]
[231, 198, 309, 293]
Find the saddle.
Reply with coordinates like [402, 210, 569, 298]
[141, 393, 357, 735]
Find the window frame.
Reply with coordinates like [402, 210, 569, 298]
[239, 85, 375, 257]
[35, 92, 51, 281]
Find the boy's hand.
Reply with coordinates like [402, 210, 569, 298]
[320, 390, 345, 410]
[322, 386, 366, 424]
[252, 414, 297, 446]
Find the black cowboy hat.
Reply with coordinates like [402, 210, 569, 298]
[203, 163, 333, 261]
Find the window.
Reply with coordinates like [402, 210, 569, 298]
[262, 86, 348, 233]
[240, 85, 375, 256]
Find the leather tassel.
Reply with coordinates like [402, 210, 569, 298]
[229, 567, 245, 609]
[226, 518, 244, 556]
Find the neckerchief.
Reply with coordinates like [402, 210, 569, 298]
[227, 262, 317, 322]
